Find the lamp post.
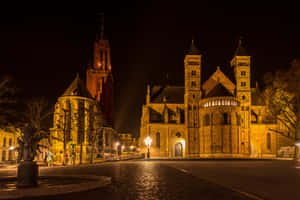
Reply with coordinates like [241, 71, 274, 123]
[295, 141, 300, 161]
[115, 142, 120, 160]
[144, 136, 152, 159]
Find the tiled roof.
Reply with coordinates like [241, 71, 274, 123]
[61, 73, 93, 99]
[150, 86, 184, 104]
[205, 83, 234, 98]
[187, 40, 201, 55]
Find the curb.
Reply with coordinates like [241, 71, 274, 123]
[0, 175, 111, 200]
[137, 158, 284, 161]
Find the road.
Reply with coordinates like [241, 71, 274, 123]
[1, 160, 299, 200]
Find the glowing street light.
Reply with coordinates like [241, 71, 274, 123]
[144, 136, 152, 159]
[9, 146, 14, 151]
[115, 142, 120, 147]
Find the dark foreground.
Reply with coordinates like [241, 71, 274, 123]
[1, 160, 299, 200]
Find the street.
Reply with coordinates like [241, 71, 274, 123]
[1, 160, 299, 200]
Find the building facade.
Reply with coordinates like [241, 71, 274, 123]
[86, 21, 114, 126]
[50, 20, 117, 164]
[50, 74, 117, 164]
[0, 127, 18, 163]
[139, 40, 294, 158]
[118, 133, 137, 151]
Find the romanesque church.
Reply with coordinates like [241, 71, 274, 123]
[139, 40, 294, 158]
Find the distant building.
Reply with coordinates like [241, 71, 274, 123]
[0, 127, 18, 162]
[139, 40, 294, 158]
[118, 133, 137, 150]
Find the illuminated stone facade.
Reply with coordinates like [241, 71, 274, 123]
[139, 40, 294, 158]
[0, 127, 18, 162]
[50, 74, 117, 164]
[118, 133, 137, 149]
[50, 20, 117, 164]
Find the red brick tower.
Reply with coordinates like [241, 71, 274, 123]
[86, 16, 114, 126]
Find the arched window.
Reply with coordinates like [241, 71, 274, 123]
[223, 113, 229, 125]
[8, 138, 12, 146]
[267, 133, 271, 150]
[236, 113, 241, 126]
[105, 132, 109, 146]
[8, 151, 12, 161]
[156, 132, 160, 148]
[2, 151, 6, 161]
[3, 137, 6, 147]
[204, 114, 210, 126]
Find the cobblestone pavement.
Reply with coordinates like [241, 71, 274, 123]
[1, 161, 253, 200]
[162, 160, 300, 200]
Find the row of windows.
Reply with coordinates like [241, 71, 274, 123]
[152, 132, 272, 151]
[2, 137, 12, 147]
[202, 99, 239, 108]
[1, 150, 13, 161]
[190, 70, 246, 76]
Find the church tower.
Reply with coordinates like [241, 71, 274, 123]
[86, 15, 114, 126]
[230, 39, 251, 154]
[184, 40, 202, 155]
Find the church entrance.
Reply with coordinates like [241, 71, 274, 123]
[175, 143, 183, 157]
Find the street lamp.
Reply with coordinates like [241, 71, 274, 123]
[115, 142, 120, 147]
[144, 136, 152, 159]
[130, 145, 134, 151]
[115, 142, 120, 160]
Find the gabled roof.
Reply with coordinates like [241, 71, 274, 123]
[205, 83, 234, 98]
[150, 86, 184, 104]
[202, 67, 235, 97]
[62, 73, 93, 99]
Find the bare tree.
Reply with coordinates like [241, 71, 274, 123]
[263, 59, 300, 159]
[0, 75, 17, 127]
[17, 97, 53, 187]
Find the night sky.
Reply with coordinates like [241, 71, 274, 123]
[0, 2, 299, 137]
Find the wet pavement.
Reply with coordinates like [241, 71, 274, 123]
[3, 161, 252, 200]
[2, 160, 299, 200]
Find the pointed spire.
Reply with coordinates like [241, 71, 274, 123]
[234, 36, 248, 56]
[146, 84, 151, 104]
[96, 13, 105, 41]
[187, 39, 201, 55]
[100, 13, 104, 40]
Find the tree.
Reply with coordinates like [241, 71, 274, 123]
[0, 75, 17, 127]
[263, 59, 300, 158]
[87, 106, 106, 164]
[17, 97, 53, 187]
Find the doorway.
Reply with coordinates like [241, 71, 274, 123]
[175, 143, 183, 157]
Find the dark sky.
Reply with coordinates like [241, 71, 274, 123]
[0, 2, 299, 137]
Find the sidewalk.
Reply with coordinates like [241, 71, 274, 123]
[139, 157, 288, 161]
